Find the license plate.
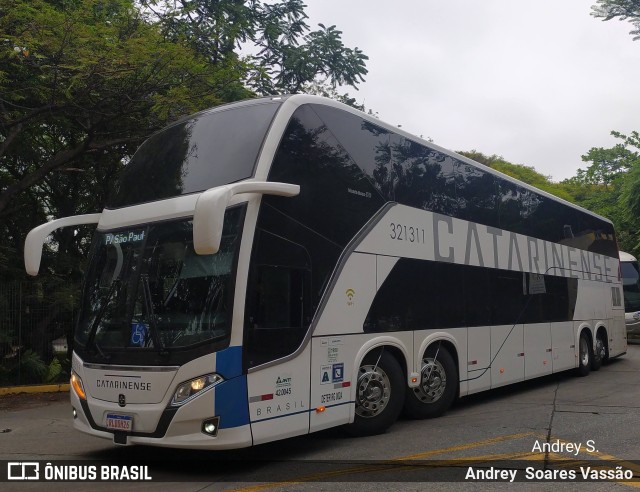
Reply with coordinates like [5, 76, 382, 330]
[105, 413, 133, 432]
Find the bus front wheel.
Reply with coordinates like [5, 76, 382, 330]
[347, 350, 405, 436]
[403, 344, 457, 419]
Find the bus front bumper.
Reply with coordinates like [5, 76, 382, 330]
[70, 389, 252, 450]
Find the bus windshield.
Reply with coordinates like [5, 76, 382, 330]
[106, 100, 281, 208]
[75, 206, 244, 364]
[622, 259, 640, 313]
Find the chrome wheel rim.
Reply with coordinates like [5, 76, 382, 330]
[355, 364, 391, 418]
[580, 337, 589, 366]
[596, 337, 605, 360]
[413, 357, 447, 403]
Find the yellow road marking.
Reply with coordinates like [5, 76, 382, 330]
[227, 432, 538, 491]
[227, 432, 639, 491]
[395, 431, 537, 461]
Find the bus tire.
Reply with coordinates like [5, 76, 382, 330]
[347, 350, 405, 436]
[591, 331, 608, 371]
[403, 344, 457, 419]
[577, 332, 592, 377]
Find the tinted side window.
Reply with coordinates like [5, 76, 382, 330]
[498, 181, 526, 236]
[437, 262, 467, 327]
[464, 266, 492, 326]
[388, 138, 459, 216]
[455, 161, 498, 227]
[310, 104, 390, 181]
[266, 105, 384, 248]
[246, 105, 385, 367]
[366, 260, 577, 331]
[312, 104, 617, 258]
[568, 210, 617, 258]
[244, 230, 311, 367]
[364, 260, 438, 332]
[491, 270, 526, 325]
[311, 105, 459, 216]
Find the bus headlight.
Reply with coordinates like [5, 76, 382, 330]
[71, 371, 86, 400]
[171, 374, 224, 406]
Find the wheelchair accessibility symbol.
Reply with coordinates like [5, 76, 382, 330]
[130, 323, 147, 347]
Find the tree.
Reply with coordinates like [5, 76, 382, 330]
[0, 0, 370, 383]
[140, 0, 369, 95]
[0, 0, 251, 382]
[616, 132, 640, 250]
[566, 131, 640, 254]
[592, 0, 640, 40]
[591, 2, 640, 252]
[0, 0, 251, 217]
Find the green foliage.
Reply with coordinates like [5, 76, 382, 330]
[141, 0, 368, 95]
[591, 2, 640, 252]
[14, 350, 47, 384]
[592, 0, 640, 40]
[0, 351, 67, 385]
[0, 0, 249, 212]
[0, 0, 251, 260]
[0, 0, 253, 380]
[565, 131, 640, 255]
[44, 356, 64, 384]
[0, 0, 370, 385]
[458, 151, 576, 202]
[457, 150, 502, 167]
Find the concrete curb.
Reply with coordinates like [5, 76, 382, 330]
[0, 383, 69, 396]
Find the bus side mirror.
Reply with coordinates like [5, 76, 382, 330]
[193, 181, 300, 255]
[24, 213, 101, 276]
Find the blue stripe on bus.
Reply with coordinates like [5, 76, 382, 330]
[215, 375, 250, 429]
[216, 345, 243, 379]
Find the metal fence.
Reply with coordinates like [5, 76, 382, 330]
[0, 281, 74, 386]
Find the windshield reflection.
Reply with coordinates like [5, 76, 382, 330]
[76, 207, 244, 361]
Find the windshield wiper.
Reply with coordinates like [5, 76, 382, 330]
[141, 274, 168, 356]
[85, 279, 120, 360]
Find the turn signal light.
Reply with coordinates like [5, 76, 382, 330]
[71, 372, 86, 400]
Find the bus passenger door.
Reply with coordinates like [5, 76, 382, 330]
[243, 231, 313, 445]
[245, 345, 311, 445]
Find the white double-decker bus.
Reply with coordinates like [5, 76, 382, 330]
[24, 95, 626, 449]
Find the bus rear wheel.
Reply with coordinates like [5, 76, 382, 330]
[347, 350, 405, 436]
[577, 332, 592, 377]
[404, 344, 457, 419]
[591, 331, 608, 371]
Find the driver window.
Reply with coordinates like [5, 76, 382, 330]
[245, 230, 311, 368]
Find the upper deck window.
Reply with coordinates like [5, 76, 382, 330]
[107, 100, 281, 208]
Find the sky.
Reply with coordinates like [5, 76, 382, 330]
[302, 0, 640, 182]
